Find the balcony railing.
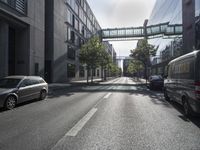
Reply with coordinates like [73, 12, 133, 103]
[0, 0, 27, 15]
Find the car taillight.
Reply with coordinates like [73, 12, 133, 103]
[195, 82, 200, 99]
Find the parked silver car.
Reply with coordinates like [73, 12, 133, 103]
[0, 76, 48, 110]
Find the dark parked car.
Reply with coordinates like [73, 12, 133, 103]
[0, 76, 48, 110]
[148, 75, 164, 90]
[164, 50, 200, 116]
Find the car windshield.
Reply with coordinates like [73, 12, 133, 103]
[150, 75, 163, 80]
[0, 78, 21, 88]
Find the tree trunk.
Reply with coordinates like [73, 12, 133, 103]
[144, 64, 148, 85]
[101, 66, 104, 81]
[91, 68, 94, 83]
[104, 69, 107, 81]
[87, 66, 89, 84]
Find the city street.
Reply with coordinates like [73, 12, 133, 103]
[0, 77, 200, 150]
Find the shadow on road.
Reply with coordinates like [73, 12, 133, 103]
[1, 81, 200, 129]
[167, 101, 200, 128]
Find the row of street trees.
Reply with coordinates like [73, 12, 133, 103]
[79, 36, 121, 83]
[130, 39, 157, 83]
[127, 60, 144, 78]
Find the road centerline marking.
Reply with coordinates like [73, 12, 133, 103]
[66, 108, 97, 137]
[52, 108, 97, 149]
[103, 93, 112, 99]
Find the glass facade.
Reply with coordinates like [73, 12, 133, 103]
[150, 0, 200, 75]
[149, 1, 182, 55]
[196, 0, 200, 17]
[149, 0, 183, 75]
[148, 0, 182, 25]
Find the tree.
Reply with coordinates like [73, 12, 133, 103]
[109, 63, 121, 77]
[127, 60, 144, 78]
[98, 49, 112, 81]
[130, 39, 157, 83]
[79, 36, 104, 83]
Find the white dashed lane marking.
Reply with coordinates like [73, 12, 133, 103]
[103, 93, 112, 99]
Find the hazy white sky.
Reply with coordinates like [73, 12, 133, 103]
[87, 0, 156, 56]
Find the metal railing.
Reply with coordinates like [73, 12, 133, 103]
[0, 0, 27, 15]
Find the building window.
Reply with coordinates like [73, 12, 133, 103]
[67, 28, 75, 43]
[70, 30, 75, 43]
[67, 63, 75, 78]
[84, 1, 87, 12]
[67, 46, 76, 60]
[68, 0, 75, 10]
[97, 69, 100, 77]
[67, 9, 72, 25]
[75, 2, 79, 15]
[79, 7, 84, 21]
[74, 34, 79, 46]
[83, 15, 87, 25]
[75, 18, 79, 31]
[72, 15, 75, 27]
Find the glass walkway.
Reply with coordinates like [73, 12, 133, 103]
[101, 22, 182, 41]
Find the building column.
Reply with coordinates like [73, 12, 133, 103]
[182, 0, 196, 54]
[0, 21, 9, 78]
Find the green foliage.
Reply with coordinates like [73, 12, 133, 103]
[130, 39, 157, 65]
[79, 36, 113, 82]
[109, 63, 121, 76]
[127, 60, 144, 75]
[79, 36, 104, 68]
[99, 48, 112, 69]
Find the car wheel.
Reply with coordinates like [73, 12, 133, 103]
[5, 96, 17, 110]
[183, 99, 193, 117]
[40, 90, 47, 100]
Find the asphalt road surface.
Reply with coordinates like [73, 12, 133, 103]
[0, 77, 200, 150]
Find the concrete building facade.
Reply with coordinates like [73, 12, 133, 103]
[0, 0, 45, 78]
[45, 0, 115, 83]
[0, 0, 116, 82]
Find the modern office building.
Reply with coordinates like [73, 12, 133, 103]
[45, 0, 113, 83]
[0, 0, 115, 82]
[149, 0, 200, 75]
[103, 41, 117, 63]
[0, 0, 45, 79]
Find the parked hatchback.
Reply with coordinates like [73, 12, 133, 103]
[0, 76, 48, 110]
[148, 75, 164, 90]
[164, 50, 200, 116]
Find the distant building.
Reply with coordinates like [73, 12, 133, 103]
[103, 41, 117, 64]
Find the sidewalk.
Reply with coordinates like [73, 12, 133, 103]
[131, 77, 148, 84]
[48, 77, 116, 92]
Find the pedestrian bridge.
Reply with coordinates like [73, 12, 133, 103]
[101, 22, 182, 41]
[116, 56, 133, 60]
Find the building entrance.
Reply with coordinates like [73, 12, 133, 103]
[8, 27, 16, 75]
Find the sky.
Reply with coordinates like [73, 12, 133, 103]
[87, 0, 156, 57]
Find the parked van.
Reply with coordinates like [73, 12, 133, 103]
[164, 50, 200, 116]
